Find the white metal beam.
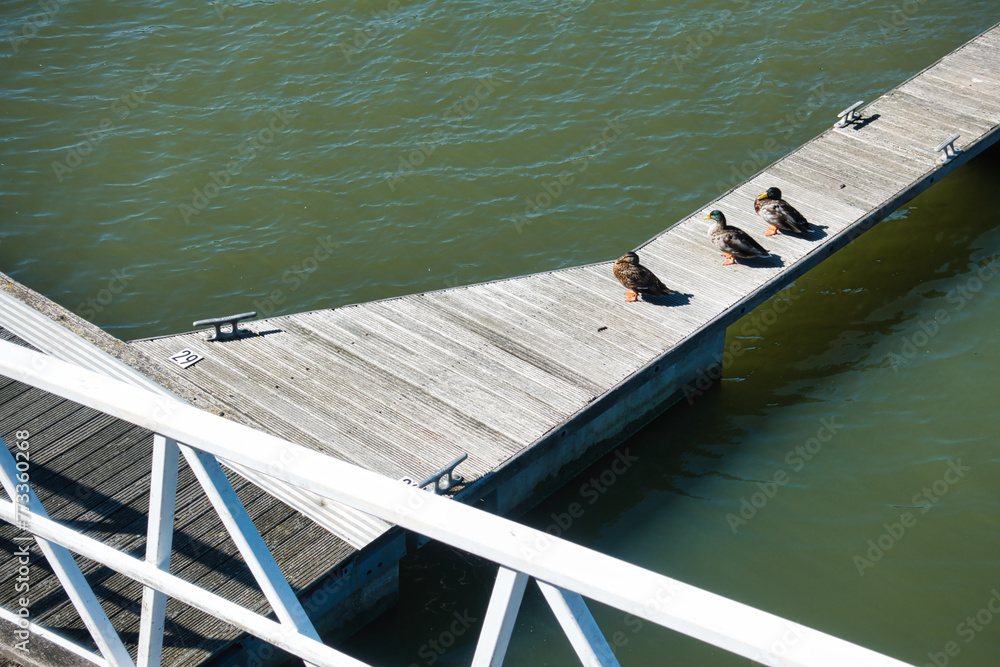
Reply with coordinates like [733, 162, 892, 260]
[137, 435, 180, 667]
[0, 496, 371, 667]
[537, 581, 619, 667]
[0, 437, 136, 667]
[471, 567, 529, 667]
[0, 341, 917, 667]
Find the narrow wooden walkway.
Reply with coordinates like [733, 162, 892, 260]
[0, 307, 361, 666]
[131, 24, 1000, 518]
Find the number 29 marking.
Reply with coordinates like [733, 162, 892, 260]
[169, 349, 204, 369]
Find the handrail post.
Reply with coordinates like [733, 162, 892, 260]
[137, 435, 180, 667]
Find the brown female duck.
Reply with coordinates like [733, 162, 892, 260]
[703, 210, 769, 266]
[612, 251, 674, 302]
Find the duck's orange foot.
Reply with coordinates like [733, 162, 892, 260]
[722, 255, 736, 266]
[765, 226, 778, 236]
[625, 291, 638, 302]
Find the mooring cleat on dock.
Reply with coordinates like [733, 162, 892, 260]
[401, 453, 469, 495]
[834, 100, 865, 128]
[935, 134, 962, 163]
[193, 311, 258, 341]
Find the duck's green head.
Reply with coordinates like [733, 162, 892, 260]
[757, 187, 782, 201]
[702, 210, 726, 223]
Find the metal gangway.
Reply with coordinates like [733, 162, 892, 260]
[0, 337, 913, 667]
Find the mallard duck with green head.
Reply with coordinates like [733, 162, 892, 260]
[754, 187, 811, 236]
[703, 210, 769, 266]
[613, 251, 674, 302]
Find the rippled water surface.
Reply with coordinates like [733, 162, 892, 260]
[2, 1, 999, 665]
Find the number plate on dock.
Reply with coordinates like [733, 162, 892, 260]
[170, 349, 204, 369]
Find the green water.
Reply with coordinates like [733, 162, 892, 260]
[2, 0, 999, 665]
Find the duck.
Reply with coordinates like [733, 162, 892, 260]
[612, 251, 674, 302]
[703, 210, 769, 266]
[754, 187, 811, 236]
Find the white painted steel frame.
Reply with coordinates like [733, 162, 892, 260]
[471, 568, 528, 667]
[0, 340, 916, 667]
[537, 582, 619, 666]
[0, 286, 326, 666]
[0, 351, 323, 664]
[0, 438, 136, 667]
[178, 443, 324, 662]
[0, 494, 370, 667]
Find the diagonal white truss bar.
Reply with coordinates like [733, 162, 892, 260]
[0, 438, 136, 667]
[137, 435, 180, 667]
[471, 567, 529, 667]
[0, 494, 372, 667]
[538, 581, 619, 667]
[179, 444, 323, 660]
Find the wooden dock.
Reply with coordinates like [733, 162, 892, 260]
[1, 21, 999, 667]
[130, 23, 1000, 517]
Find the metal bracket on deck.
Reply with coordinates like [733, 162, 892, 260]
[410, 453, 468, 495]
[193, 311, 257, 341]
[834, 100, 865, 128]
[935, 134, 961, 163]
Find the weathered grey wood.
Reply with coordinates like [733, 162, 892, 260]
[903, 78, 1000, 124]
[324, 307, 559, 444]
[881, 91, 993, 142]
[766, 158, 884, 211]
[931, 58, 1000, 89]
[822, 130, 930, 184]
[139, 329, 411, 472]
[796, 140, 915, 192]
[414, 294, 609, 394]
[824, 130, 931, 179]
[551, 266, 708, 333]
[283, 314, 524, 473]
[364, 299, 593, 411]
[0, 339, 359, 667]
[925, 68, 1000, 103]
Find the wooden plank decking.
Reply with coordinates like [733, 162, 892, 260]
[131, 24, 1000, 518]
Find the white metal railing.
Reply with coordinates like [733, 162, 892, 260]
[0, 339, 915, 667]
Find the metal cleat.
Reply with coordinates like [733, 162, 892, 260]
[417, 453, 468, 495]
[835, 100, 865, 128]
[934, 134, 961, 163]
[193, 311, 257, 341]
